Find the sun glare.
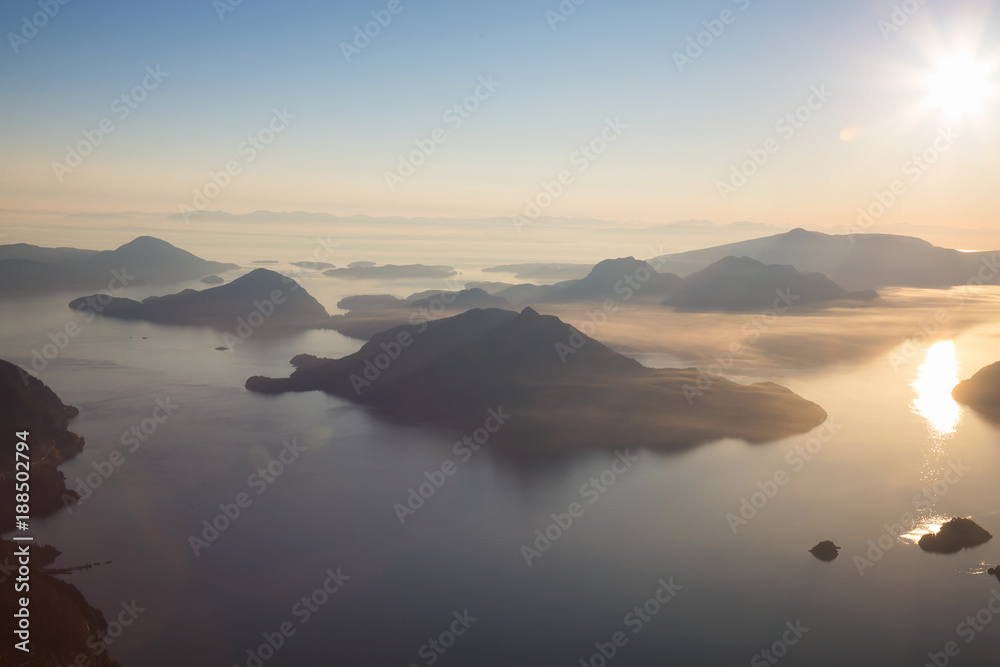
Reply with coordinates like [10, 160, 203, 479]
[910, 341, 962, 437]
[925, 54, 995, 120]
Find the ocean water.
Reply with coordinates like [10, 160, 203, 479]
[2, 274, 999, 667]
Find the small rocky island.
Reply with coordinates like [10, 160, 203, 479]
[918, 518, 993, 554]
[809, 541, 841, 562]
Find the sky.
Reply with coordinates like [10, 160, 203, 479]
[1, 0, 998, 233]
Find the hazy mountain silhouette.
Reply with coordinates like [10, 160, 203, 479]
[652, 229, 997, 291]
[483, 262, 593, 280]
[953, 361, 1000, 423]
[665, 256, 878, 312]
[247, 307, 828, 452]
[68, 268, 329, 330]
[0, 236, 237, 296]
[496, 257, 682, 305]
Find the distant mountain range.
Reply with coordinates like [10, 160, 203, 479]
[0, 236, 237, 296]
[652, 229, 999, 291]
[247, 307, 828, 451]
[68, 268, 329, 332]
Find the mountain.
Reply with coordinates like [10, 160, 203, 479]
[68, 269, 329, 331]
[0, 236, 238, 297]
[664, 256, 878, 312]
[246, 307, 828, 452]
[952, 361, 1000, 422]
[652, 229, 998, 291]
[497, 257, 683, 305]
[329, 288, 511, 340]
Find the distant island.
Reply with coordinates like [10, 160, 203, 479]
[200, 274, 225, 285]
[247, 307, 828, 452]
[330, 288, 509, 339]
[952, 361, 1000, 422]
[0, 236, 238, 296]
[324, 263, 457, 280]
[69, 268, 330, 332]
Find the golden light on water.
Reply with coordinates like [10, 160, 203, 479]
[900, 516, 948, 544]
[910, 341, 962, 437]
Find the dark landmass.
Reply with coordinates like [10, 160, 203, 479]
[464, 281, 516, 294]
[0, 540, 123, 667]
[952, 361, 1000, 423]
[483, 263, 593, 280]
[809, 541, 841, 562]
[329, 288, 510, 340]
[252, 260, 279, 264]
[652, 228, 999, 291]
[0, 359, 85, 531]
[200, 275, 225, 285]
[291, 261, 336, 270]
[664, 256, 878, 312]
[324, 263, 457, 280]
[988, 566, 1000, 582]
[246, 307, 828, 452]
[0, 363, 122, 665]
[68, 269, 329, 332]
[918, 518, 993, 554]
[494, 258, 682, 306]
[215, 346, 229, 351]
[0, 236, 238, 297]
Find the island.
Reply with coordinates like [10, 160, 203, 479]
[952, 361, 1000, 422]
[69, 268, 330, 332]
[918, 518, 993, 554]
[246, 307, 828, 452]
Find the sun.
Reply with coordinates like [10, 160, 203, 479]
[925, 53, 995, 120]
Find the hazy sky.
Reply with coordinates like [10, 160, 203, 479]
[1, 0, 998, 229]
